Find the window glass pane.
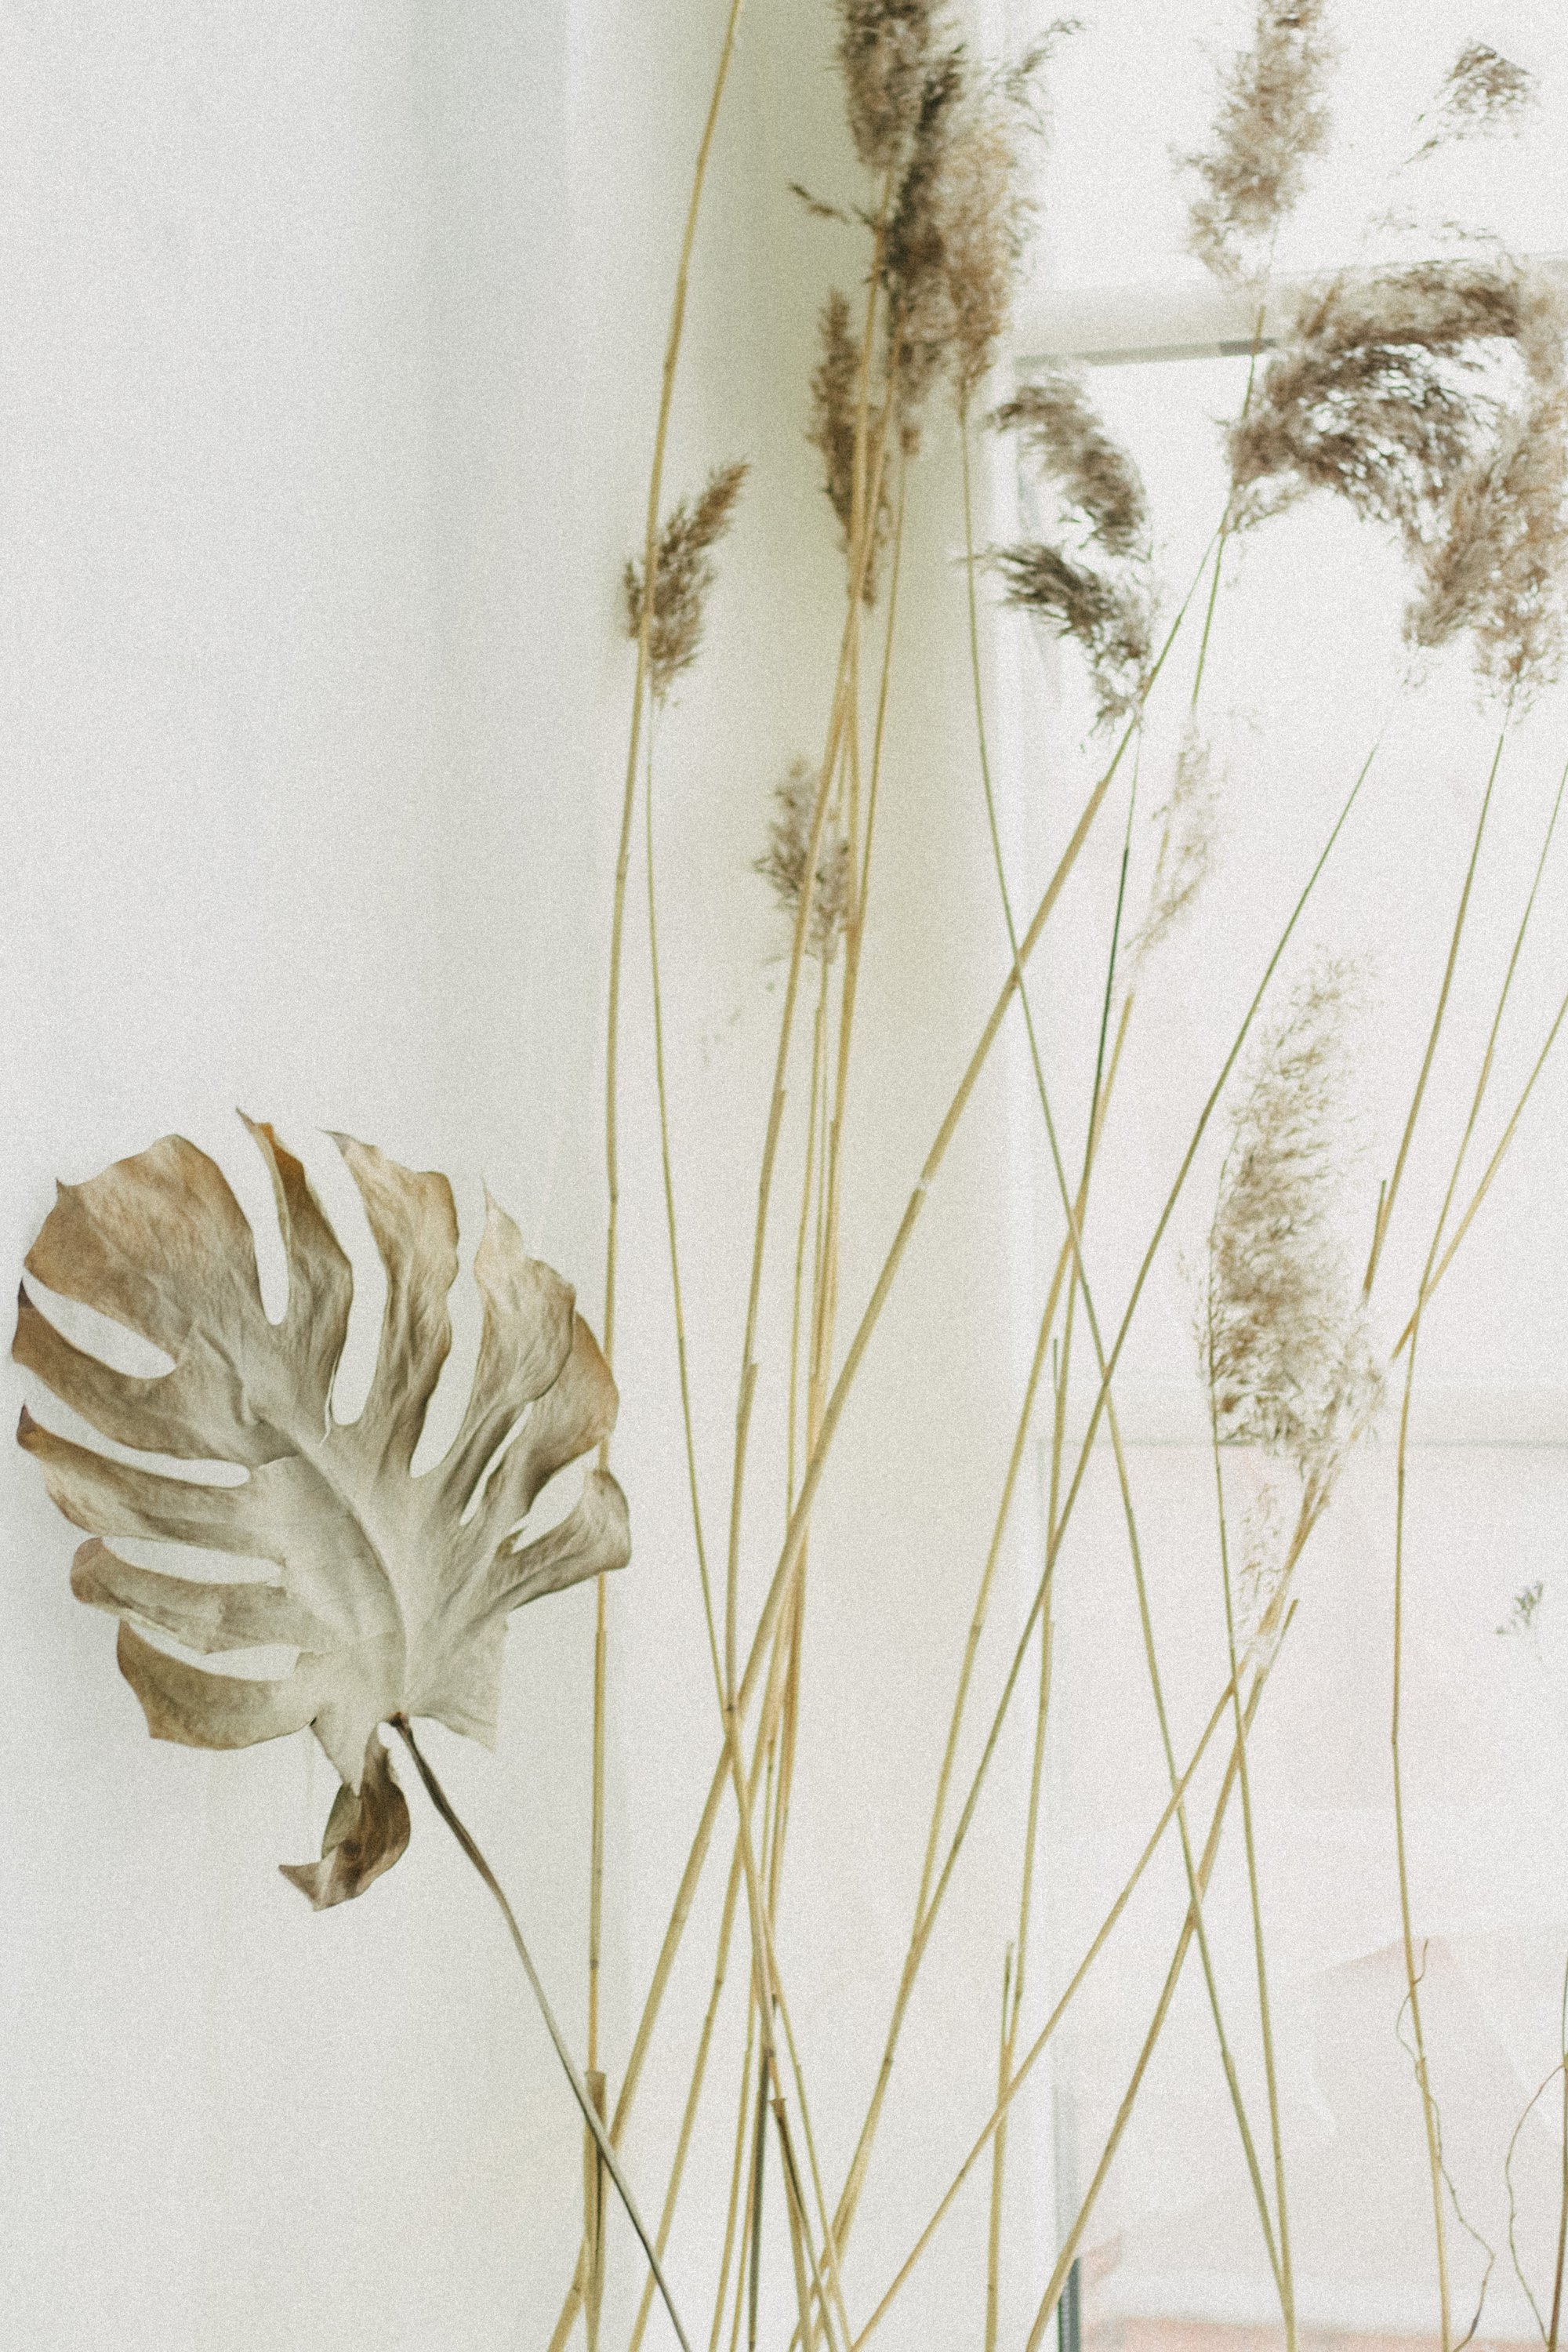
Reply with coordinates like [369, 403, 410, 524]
[993, 19, 1568, 2339]
[1037, 1, 1568, 296]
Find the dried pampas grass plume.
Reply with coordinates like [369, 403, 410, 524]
[1414, 42, 1536, 159]
[1228, 259, 1568, 699]
[1231, 1482, 1290, 1671]
[1127, 724, 1221, 966]
[992, 371, 1157, 728]
[809, 289, 890, 601]
[1203, 958, 1381, 1519]
[835, 0, 937, 176]
[883, 39, 1057, 441]
[882, 48, 971, 437]
[1186, 0, 1338, 282]
[756, 757, 854, 963]
[991, 541, 1153, 728]
[624, 460, 749, 702]
[1406, 376, 1568, 704]
[993, 373, 1149, 561]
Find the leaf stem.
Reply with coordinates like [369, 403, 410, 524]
[390, 1719, 695, 2352]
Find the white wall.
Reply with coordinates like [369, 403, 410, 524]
[0, 5, 1047, 2347]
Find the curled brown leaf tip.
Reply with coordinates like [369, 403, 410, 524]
[15, 1122, 628, 1900]
[281, 1732, 411, 1911]
[624, 461, 749, 703]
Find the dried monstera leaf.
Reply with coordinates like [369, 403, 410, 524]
[14, 1122, 629, 1907]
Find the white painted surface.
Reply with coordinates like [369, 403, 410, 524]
[0, 4, 1044, 2347]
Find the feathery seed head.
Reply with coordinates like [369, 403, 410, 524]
[1128, 724, 1221, 966]
[756, 758, 854, 963]
[1203, 958, 1381, 1518]
[883, 43, 1047, 441]
[808, 290, 891, 603]
[991, 541, 1154, 729]
[624, 461, 749, 703]
[1416, 42, 1536, 158]
[1185, 0, 1338, 283]
[835, 0, 938, 176]
[993, 373, 1150, 561]
[1406, 377, 1568, 704]
[1229, 260, 1568, 698]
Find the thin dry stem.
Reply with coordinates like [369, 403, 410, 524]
[968, 419, 1287, 2300]
[1018, 1689, 1265, 2352]
[892, 732, 1381, 2236]
[1393, 967, 1568, 1355]
[1365, 723, 1506, 1293]
[851, 1657, 1269, 2349]
[1380, 764, 1568, 2352]
[393, 1720, 694, 2352]
[626, 1838, 747, 2352]
[1211, 1441, 1298, 2350]
[565, 546, 1207, 2351]
[985, 1947, 1014, 2352]
[583, 9, 746, 2319]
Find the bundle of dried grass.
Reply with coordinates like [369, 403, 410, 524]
[1186, 0, 1338, 282]
[1229, 259, 1568, 695]
[991, 541, 1153, 728]
[1203, 959, 1381, 1519]
[1127, 724, 1221, 965]
[808, 289, 891, 601]
[756, 757, 854, 962]
[624, 461, 749, 702]
[993, 374, 1150, 561]
[1414, 42, 1536, 159]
